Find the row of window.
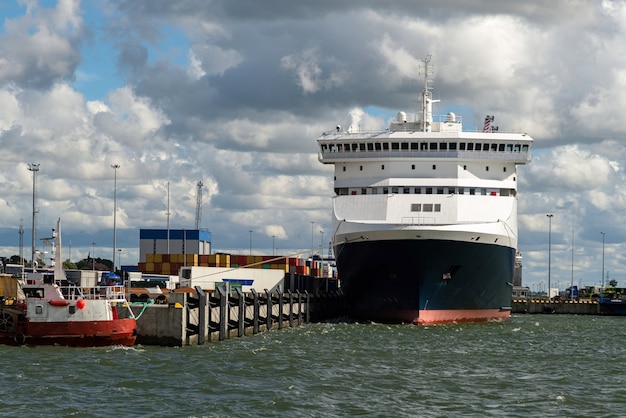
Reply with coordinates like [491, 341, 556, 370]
[411, 203, 441, 212]
[336, 187, 516, 196]
[321, 141, 529, 153]
[342, 164, 509, 172]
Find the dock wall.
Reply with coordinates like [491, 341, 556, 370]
[124, 296, 616, 346]
[512, 299, 600, 315]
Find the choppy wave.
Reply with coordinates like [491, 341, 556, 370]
[0, 315, 625, 417]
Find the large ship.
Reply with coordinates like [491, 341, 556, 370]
[317, 57, 533, 325]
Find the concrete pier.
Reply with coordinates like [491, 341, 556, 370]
[512, 299, 599, 315]
[125, 288, 345, 346]
[123, 295, 620, 346]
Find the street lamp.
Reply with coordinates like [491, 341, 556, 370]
[547, 214, 554, 300]
[310, 221, 315, 257]
[117, 248, 123, 272]
[111, 164, 120, 271]
[28, 163, 40, 267]
[601, 231, 605, 291]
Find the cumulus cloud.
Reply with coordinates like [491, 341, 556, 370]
[2, 0, 626, 290]
[0, 0, 83, 89]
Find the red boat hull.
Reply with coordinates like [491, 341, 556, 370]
[0, 318, 136, 347]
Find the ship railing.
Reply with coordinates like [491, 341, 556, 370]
[58, 284, 128, 302]
[401, 216, 437, 226]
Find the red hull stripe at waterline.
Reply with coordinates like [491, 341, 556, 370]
[415, 309, 510, 325]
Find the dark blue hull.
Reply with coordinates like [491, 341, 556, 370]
[334, 239, 514, 324]
[599, 297, 626, 315]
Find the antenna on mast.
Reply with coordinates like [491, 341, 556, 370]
[418, 55, 439, 132]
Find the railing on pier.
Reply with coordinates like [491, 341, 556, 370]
[184, 287, 345, 345]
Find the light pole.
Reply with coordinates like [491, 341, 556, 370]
[570, 226, 574, 300]
[310, 221, 315, 257]
[601, 231, 605, 292]
[547, 214, 553, 300]
[166, 181, 170, 254]
[28, 163, 40, 267]
[92, 242, 96, 271]
[111, 164, 120, 271]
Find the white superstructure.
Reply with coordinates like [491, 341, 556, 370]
[318, 57, 532, 250]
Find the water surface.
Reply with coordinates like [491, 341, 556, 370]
[1, 314, 624, 417]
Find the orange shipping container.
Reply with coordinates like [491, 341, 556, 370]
[186, 254, 198, 265]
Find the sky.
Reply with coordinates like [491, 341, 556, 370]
[1, 0, 626, 293]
